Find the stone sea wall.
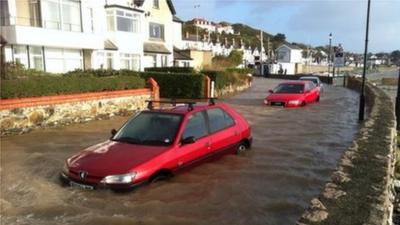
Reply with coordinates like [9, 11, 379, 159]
[298, 77, 397, 225]
[0, 89, 153, 136]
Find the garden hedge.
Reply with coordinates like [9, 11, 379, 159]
[139, 72, 205, 98]
[0, 75, 145, 99]
[202, 70, 250, 90]
[144, 67, 195, 74]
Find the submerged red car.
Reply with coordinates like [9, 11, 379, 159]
[60, 100, 252, 190]
[264, 81, 320, 107]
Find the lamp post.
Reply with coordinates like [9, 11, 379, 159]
[396, 68, 400, 130]
[328, 33, 332, 78]
[358, 0, 371, 121]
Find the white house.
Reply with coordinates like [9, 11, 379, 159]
[0, 0, 186, 73]
[216, 23, 234, 35]
[274, 44, 303, 74]
[191, 18, 216, 33]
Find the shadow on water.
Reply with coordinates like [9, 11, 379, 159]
[0, 78, 359, 225]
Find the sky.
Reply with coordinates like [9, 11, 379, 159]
[172, 0, 400, 53]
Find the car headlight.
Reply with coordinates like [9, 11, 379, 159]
[264, 99, 269, 105]
[100, 172, 136, 184]
[288, 100, 301, 105]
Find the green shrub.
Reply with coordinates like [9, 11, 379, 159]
[1, 75, 145, 99]
[144, 67, 195, 74]
[140, 72, 205, 98]
[2, 62, 53, 79]
[202, 70, 251, 90]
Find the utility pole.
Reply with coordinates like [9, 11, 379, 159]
[194, 4, 200, 46]
[260, 30, 263, 76]
[359, 0, 371, 121]
[328, 33, 332, 77]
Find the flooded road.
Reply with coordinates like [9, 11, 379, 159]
[0, 78, 359, 225]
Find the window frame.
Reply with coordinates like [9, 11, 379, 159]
[106, 8, 140, 33]
[153, 0, 159, 9]
[205, 107, 236, 135]
[181, 111, 209, 141]
[149, 22, 164, 41]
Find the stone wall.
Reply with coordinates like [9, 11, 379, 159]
[214, 80, 252, 97]
[0, 88, 155, 136]
[298, 77, 397, 225]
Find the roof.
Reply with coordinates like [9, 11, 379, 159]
[277, 43, 302, 51]
[104, 39, 118, 51]
[173, 16, 184, 23]
[144, 42, 171, 54]
[173, 48, 193, 61]
[134, 0, 176, 15]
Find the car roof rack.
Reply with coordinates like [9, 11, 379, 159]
[146, 98, 218, 111]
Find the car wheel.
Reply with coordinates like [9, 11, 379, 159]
[236, 142, 248, 155]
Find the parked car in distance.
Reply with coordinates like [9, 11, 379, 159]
[264, 81, 320, 107]
[299, 76, 323, 92]
[60, 99, 252, 191]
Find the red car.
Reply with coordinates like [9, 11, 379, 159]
[60, 100, 252, 191]
[264, 81, 320, 107]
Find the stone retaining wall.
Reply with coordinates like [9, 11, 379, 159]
[298, 77, 397, 225]
[0, 79, 159, 136]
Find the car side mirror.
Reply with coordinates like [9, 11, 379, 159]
[268, 90, 274, 94]
[111, 129, 117, 136]
[181, 136, 196, 145]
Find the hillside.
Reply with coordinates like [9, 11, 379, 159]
[183, 21, 292, 51]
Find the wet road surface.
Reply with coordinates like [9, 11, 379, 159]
[0, 78, 360, 225]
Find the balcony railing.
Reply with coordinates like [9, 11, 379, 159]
[2, 17, 82, 32]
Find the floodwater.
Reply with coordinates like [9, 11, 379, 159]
[0, 78, 359, 225]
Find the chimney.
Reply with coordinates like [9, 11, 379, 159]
[185, 32, 189, 39]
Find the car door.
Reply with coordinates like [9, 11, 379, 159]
[176, 111, 211, 168]
[207, 108, 241, 154]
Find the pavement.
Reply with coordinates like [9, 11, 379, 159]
[0, 78, 360, 225]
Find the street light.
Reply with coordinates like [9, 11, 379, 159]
[328, 33, 332, 78]
[358, 0, 371, 121]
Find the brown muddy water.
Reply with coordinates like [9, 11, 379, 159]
[0, 78, 359, 225]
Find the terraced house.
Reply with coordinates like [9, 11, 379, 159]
[0, 0, 184, 73]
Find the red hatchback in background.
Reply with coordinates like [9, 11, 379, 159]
[60, 99, 252, 191]
[264, 81, 320, 107]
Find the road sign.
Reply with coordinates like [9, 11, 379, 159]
[334, 45, 345, 67]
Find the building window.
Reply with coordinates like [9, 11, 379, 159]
[107, 9, 139, 33]
[161, 55, 168, 67]
[149, 23, 164, 40]
[41, 0, 81, 32]
[120, 53, 140, 71]
[106, 52, 114, 69]
[88, 7, 94, 32]
[153, 0, 159, 9]
[0, 0, 10, 26]
[45, 47, 82, 73]
[29, 46, 44, 71]
[183, 62, 190, 67]
[14, 0, 41, 26]
[13, 46, 29, 69]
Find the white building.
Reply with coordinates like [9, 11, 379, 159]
[191, 18, 216, 33]
[275, 44, 303, 74]
[0, 0, 184, 73]
[215, 23, 234, 35]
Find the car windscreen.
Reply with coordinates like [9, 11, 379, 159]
[112, 112, 183, 146]
[274, 84, 305, 94]
[300, 78, 318, 84]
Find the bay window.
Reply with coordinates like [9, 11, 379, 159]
[45, 48, 82, 73]
[13, 46, 29, 69]
[41, 0, 81, 32]
[120, 53, 140, 71]
[107, 9, 139, 33]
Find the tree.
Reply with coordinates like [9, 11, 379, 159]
[272, 33, 286, 43]
[390, 50, 400, 65]
[228, 50, 243, 66]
